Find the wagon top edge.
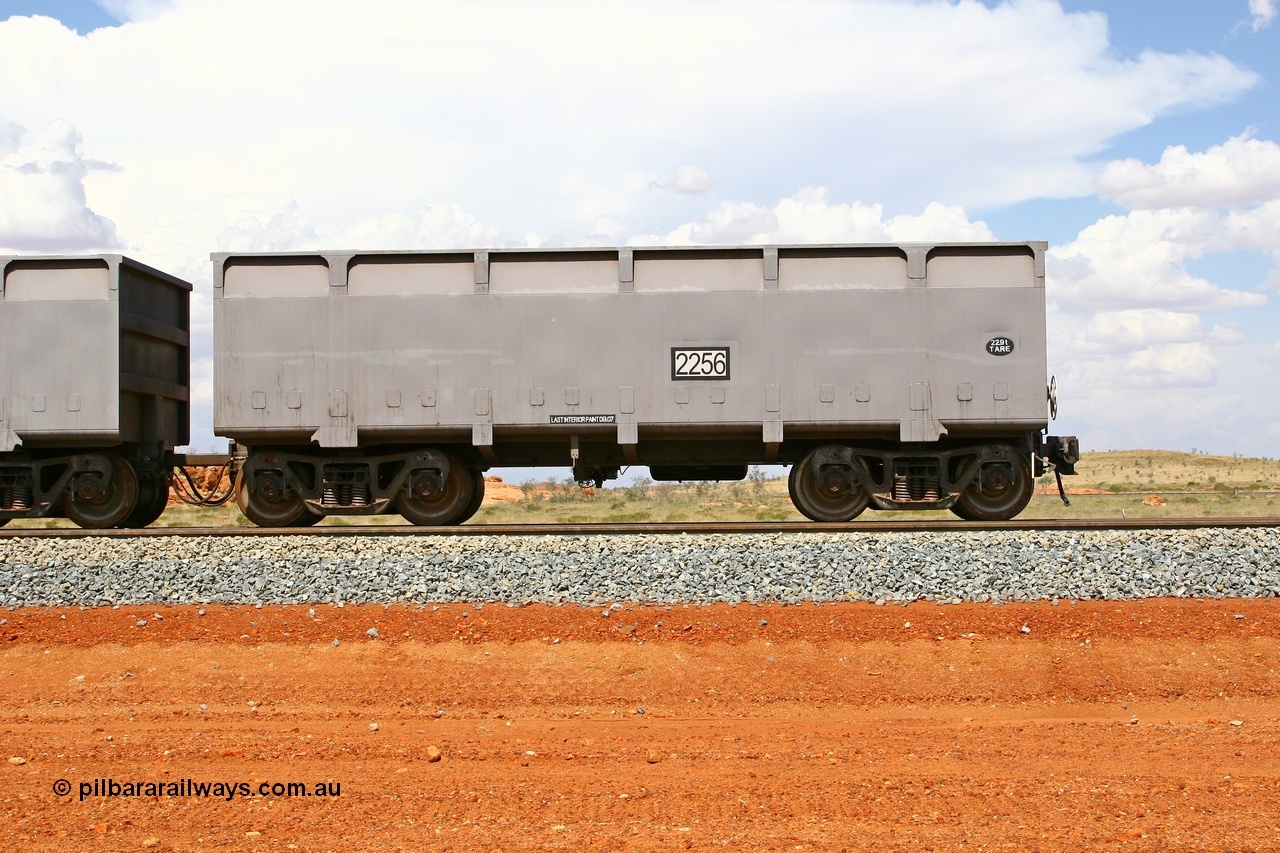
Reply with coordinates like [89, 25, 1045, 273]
[0, 254, 193, 291]
[209, 240, 1048, 263]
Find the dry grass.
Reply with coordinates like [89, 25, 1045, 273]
[475, 449, 1280, 524]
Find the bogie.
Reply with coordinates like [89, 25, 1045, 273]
[233, 447, 482, 527]
[785, 441, 1036, 522]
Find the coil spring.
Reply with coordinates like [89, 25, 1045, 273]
[0, 484, 33, 511]
[321, 481, 371, 507]
[917, 477, 939, 502]
[892, 474, 940, 502]
[893, 475, 910, 502]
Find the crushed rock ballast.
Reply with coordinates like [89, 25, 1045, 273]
[1, 529, 1277, 608]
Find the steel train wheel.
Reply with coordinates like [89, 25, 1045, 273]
[450, 468, 486, 525]
[955, 453, 1034, 521]
[788, 447, 869, 522]
[121, 472, 171, 528]
[236, 474, 314, 528]
[397, 453, 475, 526]
[62, 453, 139, 529]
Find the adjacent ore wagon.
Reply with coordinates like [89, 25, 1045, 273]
[215, 242, 1077, 526]
[0, 255, 191, 528]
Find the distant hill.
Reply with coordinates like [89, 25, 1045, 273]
[1061, 450, 1280, 494]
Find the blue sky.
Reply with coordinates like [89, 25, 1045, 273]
[2, 0, 1278, 468]
[0, 1, 118, 32]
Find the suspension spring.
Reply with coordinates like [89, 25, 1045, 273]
[922, 479, 939, 501]
[905, 475, 940, 501]
[0, 484, 33, 511]
[321, 481, 371, 507]
[893, 475, 910, 502]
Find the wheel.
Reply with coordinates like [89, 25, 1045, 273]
[788, 446, 869, 522]
[62, 454, 139, 529]
[397, 453, 475, 526]
[291, 509, 323, 527]
[955, 452, 1034, 521]
[120, 472, 171, 528]
[450, 469, 486, 525]
[236, 472, 314, 528]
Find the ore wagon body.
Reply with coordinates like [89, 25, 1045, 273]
[214, 243, 1077, 526]
[0, 255, 191, 528]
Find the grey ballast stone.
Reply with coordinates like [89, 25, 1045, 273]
[0, 529, 1277, 608]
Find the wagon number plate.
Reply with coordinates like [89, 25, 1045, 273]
[671, 347, 729, 380]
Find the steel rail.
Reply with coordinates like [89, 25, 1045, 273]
[1, 517, 1278, 539]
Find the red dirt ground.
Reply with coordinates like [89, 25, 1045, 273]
[3, 598, 1279, 851]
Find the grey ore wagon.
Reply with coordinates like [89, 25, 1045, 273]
[0, 255, 191, 528]
[214, 242, 1077, 526]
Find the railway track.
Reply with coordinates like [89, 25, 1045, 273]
[2, 517, 1278, 538]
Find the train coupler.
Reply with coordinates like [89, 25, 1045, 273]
[1038, 435, 1080, 507]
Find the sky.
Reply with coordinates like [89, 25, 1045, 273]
[1, 0, 1278, 475]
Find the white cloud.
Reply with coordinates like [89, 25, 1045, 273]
[1064, 385, 1254, 452]
[1247, 0, 1276, 31]
[1062, 136, 1280, 391]
[1206, 323, 1246, 345]
[127, 193, 514, 283]
[1051, 310, 1224, 391]
[1117, 343, 1220, 389]
[1096, 133, 1280, 209]
[1046, 311, 1278, 454]
[639, 199, 780, 246]
[0, 0, 1259, 246]
[651, 164, 715, 196]
[212, 200, 320, 255]
[1080, 309, 1206, 353]
[1048, 132, 1277, 432]
[1264, 340, 1280, 368]
[556, 171, 659, 232]
[332, 204, 511, 252]
[635, 189, 995, 246]
[1049, 208, 1270, 313]
[1049, 127, 1280, 453]
[0, 120, 122, 253]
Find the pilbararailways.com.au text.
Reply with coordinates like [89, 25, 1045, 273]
[55, 778, 341, 802]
